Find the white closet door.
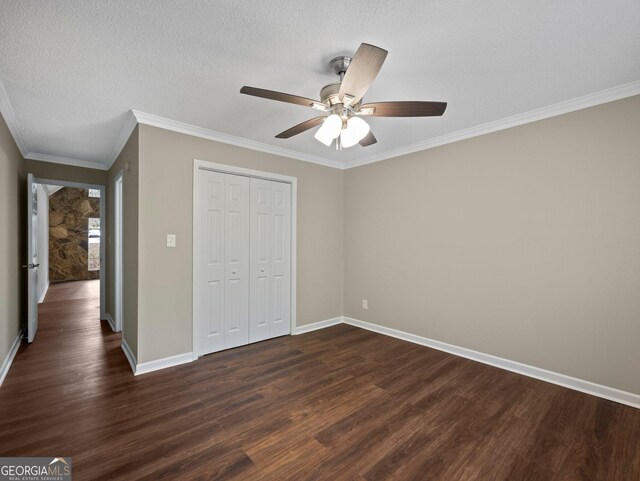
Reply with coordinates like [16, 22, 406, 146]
[250, 179, 291, 342]
[195, 170, 226, 355]
[195, 170, 250, 356]
[249, 179, 272, 342]
[223, 174, 250, 349]
[270, 181, 291, 337]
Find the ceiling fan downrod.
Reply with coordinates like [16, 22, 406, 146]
[329, 56, 352, 81]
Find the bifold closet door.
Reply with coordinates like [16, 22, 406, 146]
[194, 170, 250, 356]
[250, 179, 292, 343]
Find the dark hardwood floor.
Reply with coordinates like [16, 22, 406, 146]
[1, 280, 639, 480]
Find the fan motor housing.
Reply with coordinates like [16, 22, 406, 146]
[320, 82, 362, 115]
[319, 83, 341, 106]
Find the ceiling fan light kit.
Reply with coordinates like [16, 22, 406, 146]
[240, 43, 447, 150]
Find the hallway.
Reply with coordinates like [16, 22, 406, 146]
[6, 280, 118, 376]
[0, 280, 130, 471]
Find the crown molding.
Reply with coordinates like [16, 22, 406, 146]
[3, 76, 639, 173]
[105, 110, 138, 170]
[0, 78, 28, 156]
[132, 110, 344, 170]
[24, 152, 107, 170]
[344, 80, 640, 169]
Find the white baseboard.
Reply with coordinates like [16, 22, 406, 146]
[121, 339, 193, 376]
[0, 328, 25, 386]
[37, 281, 49, 304]
[124, 318, 344, 376]
[105, 313, 116, 332]
[121, 339, 137, 375]
[293, 317, 343, 335]
[341, 317, 640, 410]
[136, 352, 193, 375]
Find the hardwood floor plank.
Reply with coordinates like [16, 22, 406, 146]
[1, 280, 639, 480]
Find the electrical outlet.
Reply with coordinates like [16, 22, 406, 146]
[166, 234, 176, 248]
[362, 299, 368, 309]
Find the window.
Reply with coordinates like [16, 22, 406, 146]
[88, 217, 100, 271]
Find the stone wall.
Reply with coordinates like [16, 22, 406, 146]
[49, 187, 100, 282]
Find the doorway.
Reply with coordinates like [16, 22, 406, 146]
[26, 175, 106, 342]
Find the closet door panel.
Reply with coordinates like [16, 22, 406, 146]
[195, 170, 226, 355]
[250, 178, 272, 343]
[224, 174, 250, 349]
[270, 182, 291, 337]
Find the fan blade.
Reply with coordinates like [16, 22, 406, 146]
[359, 131, 377, 147]
[359, 101, 447, 117]
[339, 43, 388, 105]
[275, 116, 326, 139]
[240, 86, 324, 109]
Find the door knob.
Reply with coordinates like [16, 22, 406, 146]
[22, 263, 40, 269]
[232, 270, 237, 275]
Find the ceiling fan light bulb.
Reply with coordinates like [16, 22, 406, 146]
[340, 117, 370, 148]
[324, 114, 342, 138]
[339, 129, 358, 148]
[348, 116, 370, 140]
[314, 114, 342, 146]
[314, 128, 334, 146]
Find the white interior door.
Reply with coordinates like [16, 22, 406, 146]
[250, 179, 291, 342]
[194, 170, 250, 356]
[26, 173, 39, 343]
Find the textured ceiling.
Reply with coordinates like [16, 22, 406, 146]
[1, 0, 639, 168]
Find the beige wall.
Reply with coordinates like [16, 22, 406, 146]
[24, 159, 107, 185]
[0, 112, 25, 371]
[344, 95, 640, 395]
[136, 124, 344, 362]
[106, 127, 139, 357]
[6, 95, 637, 397]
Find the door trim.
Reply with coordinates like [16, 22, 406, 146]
[33, 177, 107, 320]
[114, 170, 124, 332]
[192, 159, 298, 359]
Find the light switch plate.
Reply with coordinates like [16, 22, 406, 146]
[166, 234, 176, 248]
[362, 299, 368, 309]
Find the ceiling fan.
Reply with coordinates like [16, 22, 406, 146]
[240, 43, 447, 150]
